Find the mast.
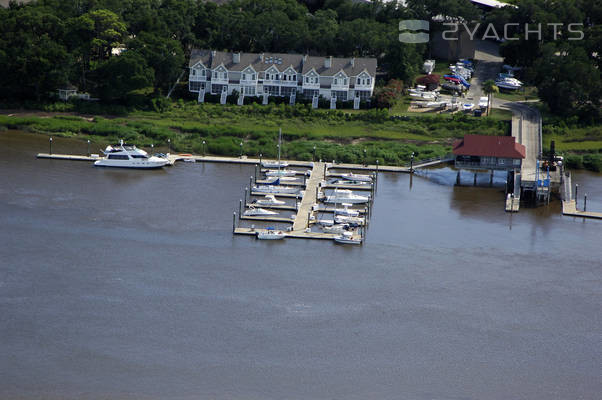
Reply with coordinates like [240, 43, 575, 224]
[277, 127, 282, 173]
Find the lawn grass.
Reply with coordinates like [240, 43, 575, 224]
[495, 86, 539, 102]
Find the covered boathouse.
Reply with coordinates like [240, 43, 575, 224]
[453, 134, 526, 171]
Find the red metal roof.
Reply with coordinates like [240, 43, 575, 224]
[453, 135, 526, 159]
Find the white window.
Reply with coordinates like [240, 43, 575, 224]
[201, 69, 205, 76]
[192, 69, 196, 76]
[367, 78, 371, 85]
[252, 74, 256, 80]
[344, 78, 348, 85]
[213, 71, 217, 79]
[222, 72, 227, 79]
[334, 78, 338, 85]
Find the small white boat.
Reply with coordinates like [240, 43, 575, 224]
[261, 161, 289, 168]
[94, 140, 169, 169]
[322, 224, 350, 233]
[253, 195, 285, 206]
[334, 215, 365, 226]
[253, 185, 299, 195]
[257, 229, 286, 240]
[265, 169, 297, 177]
[340, 172, 372, 182]
[332, 179, 366, 186]
[243, 206, 278, 216]
[317, 219, 335, 227]
[334, 231, 362, 245]
[324, 189, 370, 204]
[334, 203, 360, 217]
[410, 91, 437, 100]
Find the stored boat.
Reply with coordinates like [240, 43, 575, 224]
[94, 140, 169, 169]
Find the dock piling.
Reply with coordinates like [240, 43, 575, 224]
[584, 194, 587, 212]
[249, 176, 253, 189]
[49, 137, 53, 155]
[575, 184, 579, 207]
[254, 164, 258, 181]
[87, 140, 90, 157]
[233, 212, 236, 232]
[239, 199, 242, 219]
[244, 187, 248, 207]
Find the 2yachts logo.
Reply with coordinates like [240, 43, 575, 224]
[399, 20, 585, 43]
[399, 20, 430, 43]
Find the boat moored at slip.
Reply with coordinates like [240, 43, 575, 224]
[334, 203, 360, 217]
[253, 195, 286, 206]
[257, 228, 286, 240]
[334, 231, 362, 245]
[334, 214, 365, 227]
[94, 140, 169, 169]
[321, 224, 351, 234]
[265, 169, 297, 177]
[252, 185, 300, 195]
[243, 206, 279, 216]
[340, 172, 372, 182]
[324, 189, 370, 204]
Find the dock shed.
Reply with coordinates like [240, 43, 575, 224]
[453, 135, 526, 170]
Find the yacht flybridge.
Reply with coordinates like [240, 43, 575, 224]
[94, 140, 169, 169]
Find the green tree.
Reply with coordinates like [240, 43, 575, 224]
[94, 51, 154, 102]
[128, 32, 185, 93]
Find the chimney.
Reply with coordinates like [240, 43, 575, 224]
[260, 53, 264, 62]
[351, 57, 355, 68]
[324, 56, 332, 69]
[211, 50, 216, 58]
[233, 52, 241, 64]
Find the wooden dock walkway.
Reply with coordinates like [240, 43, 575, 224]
[234, 227, 338, 240]
[505, 194, 520, 212]
[562, 200, 602, 220]
[292, 162, 324, 231]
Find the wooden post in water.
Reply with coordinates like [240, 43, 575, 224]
[473, 172, 477, 186]
[259, 153, 262, 164]
[489, 169, 493, 186]
[49, 137, 53, 155]
[584, 194, 587, 212]
[249, 176, 253, 189]
[239, 199, 242, 219]
[244, 187, 248, 207]
[254, 164, 258, 181]
[87, 140, 90, 157]
[456, 170, 460, 185]
[233, 212, 236, 232]
[575, 184, 579, 207]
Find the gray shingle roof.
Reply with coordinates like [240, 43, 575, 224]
[189, 49, 376, 77]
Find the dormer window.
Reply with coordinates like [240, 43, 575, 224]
[201, 69, 205, 76]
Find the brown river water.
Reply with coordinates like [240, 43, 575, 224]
[1, 130, 601, 400]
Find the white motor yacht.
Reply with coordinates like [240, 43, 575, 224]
[322, 224, 350, 233]
[334, 214, 365, 226]
[253, 195, 286, 206]
[94, 140, 169, 169]
[334, 231, 362, 245]
[334, 203, 360, 217]
[265, 169, 297, 177]
[340, 172, 372, 182]
[324, 189, 370, 204]
[257, 228, 286, 240]
[253, 185, 299, 195]
[243, 207, 278, 216]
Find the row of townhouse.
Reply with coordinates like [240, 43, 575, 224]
[188, 49, 377, 103]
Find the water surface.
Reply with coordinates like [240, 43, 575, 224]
[1, 131, 601, 400]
